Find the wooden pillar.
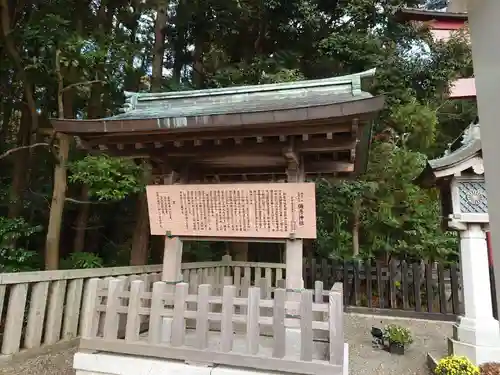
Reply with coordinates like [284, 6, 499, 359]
[285, 161, 305, 292]
[162, 237, 183, 284]
[284, 160, 305, 358]
[161, 172, 184, 284]
[160, 171, 185, 344]
[285, 239, 303, 290]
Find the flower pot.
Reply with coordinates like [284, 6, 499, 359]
[389, 342, 405, 355]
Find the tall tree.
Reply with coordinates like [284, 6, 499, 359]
[0, 0, 474, 271]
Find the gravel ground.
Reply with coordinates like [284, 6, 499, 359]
[0, 346, 77, 375]
[345, 314, 452, 375]
[0, 314, 452, 375]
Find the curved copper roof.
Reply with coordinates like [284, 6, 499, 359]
[52, 95, 384, 135]
[51, 69, 385, 179]
[51, 68, 384, 135]
[415, 124, 482, 188]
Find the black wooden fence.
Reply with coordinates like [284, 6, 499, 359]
[303, 258, 463, 321]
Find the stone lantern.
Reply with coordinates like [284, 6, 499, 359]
[416, 123, 500, 364]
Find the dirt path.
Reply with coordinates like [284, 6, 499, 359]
[0, 314, 451, 375]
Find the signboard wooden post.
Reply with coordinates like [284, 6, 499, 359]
[146, 181, 317, 350]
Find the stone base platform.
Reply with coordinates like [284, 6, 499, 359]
[74, 330, 349, 375]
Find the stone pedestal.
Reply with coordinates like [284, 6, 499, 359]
[449, 224, 500, 364]
[285, 239, 304, 293]
[284, 239, 304, 357]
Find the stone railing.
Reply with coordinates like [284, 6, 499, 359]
[0, 257, 286, 362]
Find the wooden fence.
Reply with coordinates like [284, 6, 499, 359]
[303, 258, 463, 320]
[79, 277, 345, 375]
[0, 256, 463, 363]
[0, 264, 163, 362]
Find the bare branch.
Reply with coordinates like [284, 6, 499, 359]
[0, 142, 52, 160]
[61, 80, 104, 93]
[55, 49, 64, 119]
[69, 225, 105, 230]
[65, 197, 109, 204]
[28, 188, 107, 206]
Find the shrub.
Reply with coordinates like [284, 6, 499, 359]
[434, 356, 479, 375]
[0, 217, 42, 272]
[61, 252, 104, 269]
[383, 324, 413, 346]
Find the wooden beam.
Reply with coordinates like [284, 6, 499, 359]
[185, 161, 354, 176]
[82, 121, 356, 146]
[283, 138, 299, 166]
[351, 118, 359, 137]
[95, 137, 357, 159]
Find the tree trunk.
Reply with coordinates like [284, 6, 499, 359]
[45, 134, 70, 269]
[192, 35, 204, 89]
[130, 163, 153, 265]
[352, 200, 361, 257]
[129, 3, 168, 266]
[71, 69, 103, 254]
[151, 1, 168, 91]
[7, 105, 31, 219]
[0, 0, 38, 133]
[73, 185, 90, 253]
[0, 101, 12, 150]
[130, 193, 151, 266]
[44, 50, 72, 270]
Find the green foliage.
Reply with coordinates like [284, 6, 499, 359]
[68, 155, 143, 201]
[316, 141, 458, 261]
[0, 217, 42, 272]
[315, 179, 376, 260]
[389, 99, 438, 150]
[435, 356, 479, 375]
[61, 252, 104, 269]
[383, 324, 413, 346]
[0, 0, 475, 268]
[363, 143, 458, 261]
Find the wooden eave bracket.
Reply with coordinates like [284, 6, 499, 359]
[283, 137, 299, 166]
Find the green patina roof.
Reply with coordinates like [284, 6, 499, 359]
[415, 123, 482, 187]
[109, 69, 376, 121]
[427, 139, 481, 171]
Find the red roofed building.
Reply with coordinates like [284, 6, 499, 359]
[396, 7, 475, 99]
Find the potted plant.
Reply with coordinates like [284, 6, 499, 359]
[434, 355, 479, 375]
[382, 324, 413, 355]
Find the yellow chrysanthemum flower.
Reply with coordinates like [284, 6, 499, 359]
[434, 355, 479, 375]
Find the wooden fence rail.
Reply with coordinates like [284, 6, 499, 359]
[303, 259, 463, 319]
[80, 277, 345, 375]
